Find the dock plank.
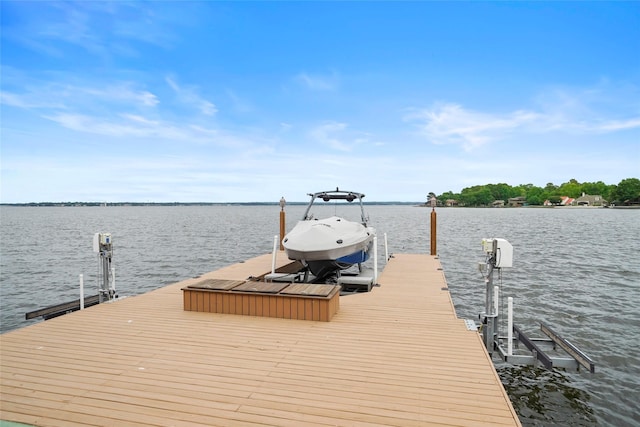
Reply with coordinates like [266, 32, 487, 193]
[0, 252, 521, 426]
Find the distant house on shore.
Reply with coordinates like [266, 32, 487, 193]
[574, 193, 607, 206]
[544, 196, 575, 206]
[492, 200, 505, 207]
[445, 199, 459, 207]
[508, 197, 526, 207]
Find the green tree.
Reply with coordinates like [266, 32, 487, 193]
[435, 178, 639, 207]
[544, 182, 558, 193]
[612, 178, 640, 204]
[486, 183, 514, 202]
[438, 191, 460, 203]
[582, 181, 614, 201]
[476, 187, 494, 206]
[459, 186, 493, 206]
[512, 183, 544, 203]
[557, 179, 583, 198]
[525, 186, 546, 205]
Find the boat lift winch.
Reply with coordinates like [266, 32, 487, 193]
[476, 238, 595, 373]
[93, 232, 116, 303]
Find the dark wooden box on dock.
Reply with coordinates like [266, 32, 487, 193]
[182, 279, 340, 321]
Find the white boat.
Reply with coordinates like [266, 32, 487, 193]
[283, 189, 376, 280]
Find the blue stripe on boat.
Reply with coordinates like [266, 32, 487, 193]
[337, 250, 369, 264]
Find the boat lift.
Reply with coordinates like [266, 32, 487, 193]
[477, 238, 595, 373]
[93, 232, 116, 303]
[265, 233, 384, 294]
[25, 233, 117, 321]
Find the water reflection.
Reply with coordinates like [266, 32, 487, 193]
[499, 364, 596, 426]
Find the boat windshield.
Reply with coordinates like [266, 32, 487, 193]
[302, 190, 369, 225]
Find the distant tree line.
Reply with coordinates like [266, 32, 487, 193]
[436, 178, 640, 207]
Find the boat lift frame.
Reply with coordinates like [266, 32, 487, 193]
[25, 232, 117, 322]
[479, 238, 595, 373]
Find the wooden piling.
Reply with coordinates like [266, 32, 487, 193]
[279, 197, 286, 250]
[430, 207, 437, 255]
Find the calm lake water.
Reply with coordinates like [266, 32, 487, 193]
[1, 205, 638, 426]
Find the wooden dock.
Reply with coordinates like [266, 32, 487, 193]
[0, 253, 521, 427]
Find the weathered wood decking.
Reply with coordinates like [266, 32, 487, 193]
[0, 253, 521, 427]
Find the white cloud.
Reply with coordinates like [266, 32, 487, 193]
[120, 114, 159, 126]
[406, 95, 640, 151]
[226, 89, 253, 113]
[280, 123, 293, 132]
[5, 2, 180, 59]
[405, 103, 538, 151]
[165, 76, 217, 116]
[0, 90, 65, 109]
[0, 82, 159, 111]
[44, 112, 191, 141]
[39, 112, 255, 149]
[295, 72, 338, 91]
[81, 85, 160, 107]
[593, 118, 640, 132]
[307, 122, 381, 153]
[309, 122, 351, 151]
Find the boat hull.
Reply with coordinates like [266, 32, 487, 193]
[283, 216, 375, 279]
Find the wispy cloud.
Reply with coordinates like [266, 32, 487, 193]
[226, 89, 253, 113]
[405, 103, 539, 151]
[44, 112, 184, 140]
[1, 81, 158, 111]
[308, 122, 379, 152]
[309, 122, 351, 151]
[4, 2, 180, 58]
[42, 112, 251, 149]
[166, 77, 217, 116]
[295, 72, 339, 91]
[87, 85, 159, 107]
[280, 122, 293, 132]
[406, 85, 640, 151]
[532, 83, 640, 133]
[1, 73, 228, 144]
[594, 118, 640, 132]
[0, 90, 65, 109]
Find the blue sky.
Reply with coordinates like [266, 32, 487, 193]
[1, 1, 639, 203]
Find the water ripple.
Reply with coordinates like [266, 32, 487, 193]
[1, 205, 639, 426]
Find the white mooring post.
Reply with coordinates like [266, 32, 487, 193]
[384, 233, 389, 261]
[79, 274, 85, 310]
[270, 235, 278, 274]
[373, 235, 378, 284]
